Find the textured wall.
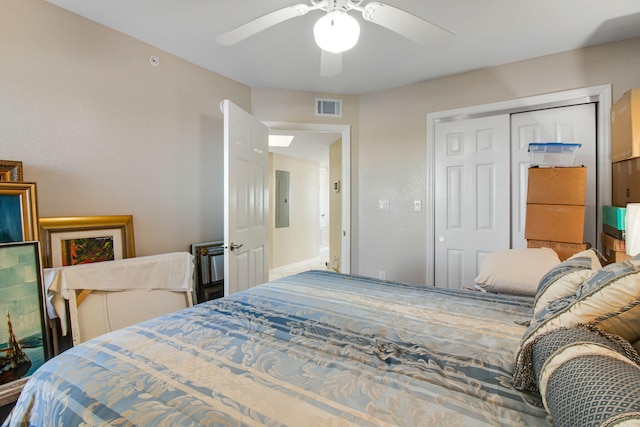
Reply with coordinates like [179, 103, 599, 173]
[269, 153, 320, 269]
[1, 0, 251, 256]
[357, 37, 640, 284]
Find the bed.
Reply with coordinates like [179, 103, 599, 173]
[5, 253, 640, 426]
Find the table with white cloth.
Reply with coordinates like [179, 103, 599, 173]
[43, 252, 195, 346]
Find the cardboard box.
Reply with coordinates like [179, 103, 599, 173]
[611, 88, 640, 162]
[601, 231, 626, 252]
[601, 232, 631, 265]
[527, 167, 587, 205]
[525, 204, 585, 243]
[612, 157, 640, 206]
[526, 240, 589, 261]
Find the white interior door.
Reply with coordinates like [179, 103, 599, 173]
[223, 99, 269, 296]
[510, 103, 597, 248]
[434, 115, 510, 288]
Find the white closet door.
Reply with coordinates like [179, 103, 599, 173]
[510, 103, 597, 248]
[434, 115, 510, 289]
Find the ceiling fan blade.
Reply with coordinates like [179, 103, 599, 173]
[216, 4, 311, 46]
[320, 50, 343, 77]
[362, 2, 454, 46]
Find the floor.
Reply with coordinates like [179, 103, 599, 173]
[269, 248, 331, 281]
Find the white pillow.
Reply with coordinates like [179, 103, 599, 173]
[474, 248, 561, 296]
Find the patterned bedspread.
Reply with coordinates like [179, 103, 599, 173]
[4, 271, 551, 426]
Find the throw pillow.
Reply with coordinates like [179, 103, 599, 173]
[514, 255, 640, 391]
[533, 249, 602, 315]
[474, 247, 560, 296]
[531, 326, 640, 427]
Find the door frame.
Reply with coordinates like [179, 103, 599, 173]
[263, 121, 351, 274]
[425, 84, 612, 285]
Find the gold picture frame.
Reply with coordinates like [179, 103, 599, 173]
[0, 160, 23, 182]
[0, 182, 38, 243]
[39, 215, 135, 268]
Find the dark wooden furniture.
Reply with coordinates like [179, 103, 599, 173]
[190, 241, 224, 303]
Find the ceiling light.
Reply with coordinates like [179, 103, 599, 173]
[269, 135, 294, 147]
[313, 10, 360, 54]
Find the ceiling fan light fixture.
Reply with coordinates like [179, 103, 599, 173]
[313, 10, 360, 53]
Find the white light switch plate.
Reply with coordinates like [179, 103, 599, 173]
[378, 200, 390, 211]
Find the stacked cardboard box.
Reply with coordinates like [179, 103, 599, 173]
[612, 157, 640, 206]
[611, 88, 640, 208]
[606, 88, 640, 264]
[611, 88, 640, 163]
[525, 167, 588, 260]
[601, 230, 630, 265]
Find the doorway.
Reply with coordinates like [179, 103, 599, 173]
[426, 85, 612, 287]
[264, 121, 351, 278]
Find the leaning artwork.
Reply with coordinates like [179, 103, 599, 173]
[0, 241, 50, 405]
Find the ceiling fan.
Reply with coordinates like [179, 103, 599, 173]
[216, 0, 454, 77]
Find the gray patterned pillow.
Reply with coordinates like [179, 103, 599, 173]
[533, 249, 601, 315]
[531, 326, 628, 382]
[530, 326, 640, 427]
[514, 255, 640, 391]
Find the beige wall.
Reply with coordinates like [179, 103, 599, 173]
[329, 139, 342, 271]
[269, 153, 320, 269]
[1, 0, 251, 256]
[358, 37, 640, 284]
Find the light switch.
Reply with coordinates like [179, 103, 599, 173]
[378, 200, 390, 211]
[414, 200, 422, 212]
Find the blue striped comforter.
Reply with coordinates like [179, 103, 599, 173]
[4, 271, 551, 426]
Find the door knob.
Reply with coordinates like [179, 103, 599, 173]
[229, 242, 243, 251]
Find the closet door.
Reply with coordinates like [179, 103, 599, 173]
[434, 115, 510, 289]
[510, 103, 597, 248]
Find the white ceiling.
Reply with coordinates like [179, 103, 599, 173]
[46, 0, 640, 96]
[269, 129, 338, 164]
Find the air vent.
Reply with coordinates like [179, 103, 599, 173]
[315, 98, 342, 117]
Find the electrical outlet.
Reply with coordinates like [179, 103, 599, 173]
[414, 200, 422, 212]
[379, 271, 386, 280]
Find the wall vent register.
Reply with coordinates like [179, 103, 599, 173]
[316, 98, 342, 117]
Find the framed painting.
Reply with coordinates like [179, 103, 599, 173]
[0, 160, 23, 182]
[0, 241, 51, 406]
[39, 216, 135, 268]
[0, 182, 38, 244]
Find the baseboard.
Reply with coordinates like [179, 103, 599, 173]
[270, 248, 329, 275]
